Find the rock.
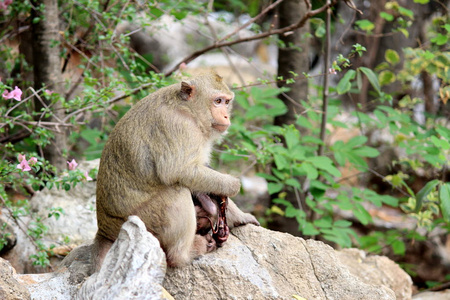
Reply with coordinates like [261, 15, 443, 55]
[14, 216, 168, 300]
[164, 225, 411, 300]
[337, 248, 413, 300]
[8, 217, 412, 300]
[413, 290, 450, 300]
[0, 258, 30, 300]
[0, 215, 17, 254]
[29, 160, 99, 245]
[2, 160, 99, 273]
[76, 215, 167, 300]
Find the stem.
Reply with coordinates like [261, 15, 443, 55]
[318, 0, 331, 156]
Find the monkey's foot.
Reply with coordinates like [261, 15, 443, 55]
[204, 234, 217, 253]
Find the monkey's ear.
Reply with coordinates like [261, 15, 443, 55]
[214, 73, 223, 83]
[180, 81, 195, 101]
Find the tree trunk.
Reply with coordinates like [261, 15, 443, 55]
[31, 0, 67, 171]
[274, 0, 309, 126]
[269, 0, 310, 236]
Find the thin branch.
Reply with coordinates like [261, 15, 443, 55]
[217, 0, 285, 43]
[164, 0, 338, 76]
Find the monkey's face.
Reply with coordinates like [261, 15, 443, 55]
[211, 94, 234, 133]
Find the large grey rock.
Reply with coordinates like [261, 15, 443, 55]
[9, 217, 412, 300]
[76, 216, 167, 300]
[15, 216, 167, 300]
[164, 225, 411, 300]
[337, 248, 413, 300]
[0, 258, 30, 300]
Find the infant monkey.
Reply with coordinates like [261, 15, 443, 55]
[93, 73, 258, 270]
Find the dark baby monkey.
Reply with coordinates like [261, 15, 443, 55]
[93, 73, 258, 271]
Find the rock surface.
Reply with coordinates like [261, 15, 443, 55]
[4, 216, 412, 300]
[0, 258, 31, 300]
[2, 160, 98, 274]
[77, 216, 167, 299]
[337, 248, 413, 300]
[164, 225, 411, 300]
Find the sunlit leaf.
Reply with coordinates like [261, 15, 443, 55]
[385, 49, 400, 65]
[336, 70, 356, 94]
[415, 179, 440, 212]
[439, 183, 450, 222]
[359, 67, 381, 94]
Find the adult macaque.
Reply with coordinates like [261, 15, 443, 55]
[93, 73, 257, 271]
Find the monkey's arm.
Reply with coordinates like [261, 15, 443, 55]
[162, 163, 241, 197]
[154, 120, 241, 196]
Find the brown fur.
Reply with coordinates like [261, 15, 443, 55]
[93, 73, 243, 270]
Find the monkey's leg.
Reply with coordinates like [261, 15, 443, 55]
[157, 189, 216, 267]
[92, 233, 114, 273]
[226, 199, 260, 228]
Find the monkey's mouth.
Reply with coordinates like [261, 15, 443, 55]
[212, 124, 229, 132]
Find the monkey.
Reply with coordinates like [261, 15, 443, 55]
[92, 73, 258, 271]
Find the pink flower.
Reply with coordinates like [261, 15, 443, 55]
[28, 157, 38, 165]
[0, 0, 12, 10]
[45, 89, 54, 95]
[67, 159, 78, 170]
[329, 68, 337, 75]
[18, 154, 26, 162]
[2, 86, 22, 101]
[179, 62, 187, 70]
[84, 171, 93, 181]
[17, 159, 31, 172]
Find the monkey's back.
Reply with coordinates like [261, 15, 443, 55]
[95, 84, 203, 242]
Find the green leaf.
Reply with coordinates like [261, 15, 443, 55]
[270, 205, 285, 216]
[353, 204, 372, 225]
[285, 178, 301, 189]
[413, 0, 429, 3]
[256, 172, 279, 182]
[347, 135, 367, 148]
[379, 70, 396, 86]
[274, 153, 288, 170]
[439, 183, 450, 222]
[355, 20, 375, 32]
[431, 34, 448, 46]
[301, 162, 318, 180]
[398, 7, 414, 19]
[380, 12, 394, 21]
[359, 67, 381, 94]
[336, 70, 356, 95]
[415, 179, 440, 212]
[268, 182, 284, 195]
[314, 217, 332, 228]
[391, 239, 406, 255]
[352, 146, 380, 157]
[380, 195, 399, 207]
[385, 49, 400, 65]
[285, 206, 300, 218]
[220, 153, 242, 162]
[334, 220, 352, 227]
[284, 127, 300, 150]
[398, 28, 409, 38]
[302, 223, 320, 235]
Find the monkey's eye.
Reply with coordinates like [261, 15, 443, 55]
[214, 98, 225, 106]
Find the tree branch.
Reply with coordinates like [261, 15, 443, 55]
[164, 0, 338, 76]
